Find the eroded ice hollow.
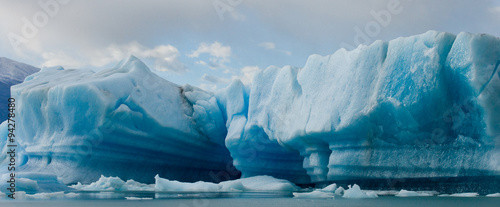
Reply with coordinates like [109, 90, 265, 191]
[3, 31, 500, 186]
[220, 31, 500, 184]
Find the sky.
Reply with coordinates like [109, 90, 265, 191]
[1, 0, 500, 91]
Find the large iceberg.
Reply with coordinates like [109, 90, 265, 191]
[220, 31, 500, 183]
[6, 56, 237, 184]
[2, 31, 500, 189]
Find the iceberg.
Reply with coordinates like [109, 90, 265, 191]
[395, 189, 434, 197]
[155, 175, 299, 192]
[2, 30, 500, 192]
[221, 31, 500, 183]
[342, 184, 378, 199]
[7, 56, 237, 184]
[293, 190, 335, 199]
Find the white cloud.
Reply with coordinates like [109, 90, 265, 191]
[258, 42, 291, 56]
[259, 42, 276, 50]
[188, 42, 231, 69]
[201, 74, 230, 84]
[233, 66, 261, 85]
[41, 52, 83, 69]
[42, 42, 187, 73]
[188, 42, 231, 59]
[199, 83, 218, 91]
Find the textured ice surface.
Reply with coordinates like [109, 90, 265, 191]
[395, 190, 433, 197]
[439, 192, 479, 197]
[320, 183, 337, 192]
[0, 173, 69, 194]
[486, 193, 500, 197]
[221, 31, 500, 183]
[155, 175, 299, 192]
[70, 175, 155, 191]
[8, 56, 236, 184]
[3, 31, 500, 189]
[342, 184, 378, 198]
[293, 190, 335, 198]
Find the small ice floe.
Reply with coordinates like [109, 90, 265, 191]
[438, 192, 479, 197]
[335, 186, 345, 196]
[320, 183, 337, 192]
[125, 197, 153, 200]
[486, 193, 500, 197]
[293, 190, 335, 199]
[70, 175, 155, 191]
[395, 190, 434, 197]
[342, 184, 378, 199]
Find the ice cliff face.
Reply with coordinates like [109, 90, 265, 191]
[3, 31, 500, 185]
[8, 57, 236, 184]
[220, 31, 500, 183]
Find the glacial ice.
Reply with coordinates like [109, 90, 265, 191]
[70, 175, 155, 191]
[486, 193, 500, 197]
[439, 192, 479, 197]
[0, 173, 69, 194]
[155, 175, 299, 192]
[395, 190, 433, 197]
[7, 56, 236, 184]
[293, 190, 335, 199]
[320, 183, 337, 192]
[221, 31, 500, 183]
[1, 30, 500, 191]
[67, 174, 299, 193]
[342, 184, 378, 199]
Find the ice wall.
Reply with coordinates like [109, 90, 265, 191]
[221, 31, 500, 183]
[9, 56, 237, 184]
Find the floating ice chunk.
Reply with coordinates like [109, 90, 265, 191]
[155, 175, 299, 192]
[27, 191, 65, 199]
[342, 184, 378, 199]
[320, 183, 337, 192]
[65, 192, 79, 198]
[125, 197, 153, 200]
[486, 193, 500, 197]
[439, 192, 479, 197]
[220, 176, 299, 192]
[395, 190, 434, 197]
[335, 186, 345, 195]
[370, 190, 400, 196]
[155, 174, 219, 192]
[71, 175, 154, 191]
[293, 190, 335, 199]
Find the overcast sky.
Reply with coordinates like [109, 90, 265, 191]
[1, 0, 500, 91]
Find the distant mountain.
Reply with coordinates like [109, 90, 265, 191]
[0, 57, 40, 122]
